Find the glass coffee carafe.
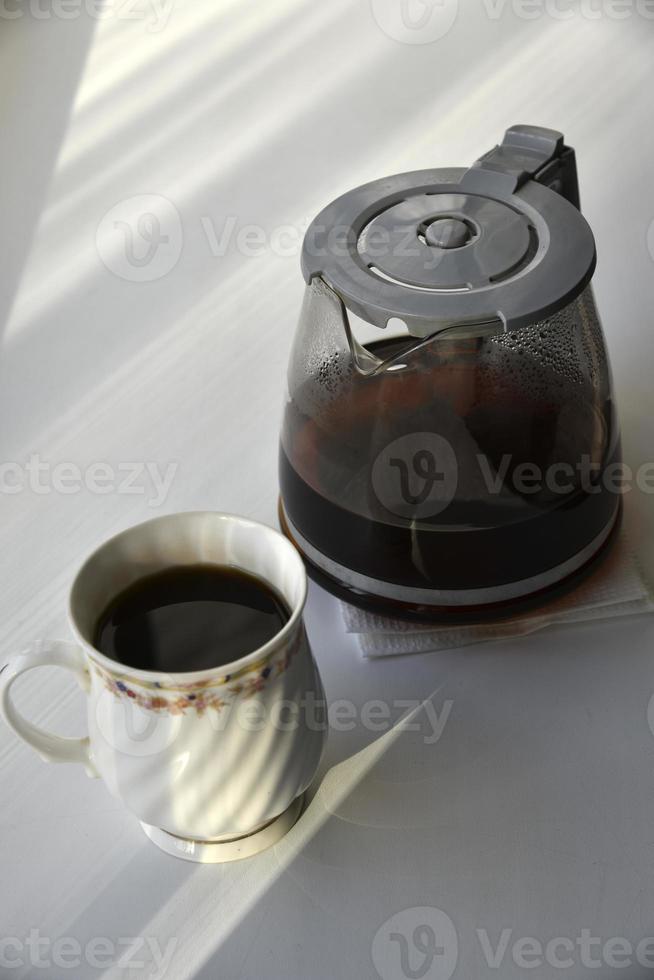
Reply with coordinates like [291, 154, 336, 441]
[280, 126, 621, 618]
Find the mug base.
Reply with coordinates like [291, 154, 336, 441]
[140, 795, 305, 864]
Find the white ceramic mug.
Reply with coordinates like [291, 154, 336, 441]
[0, 513, 327, 863]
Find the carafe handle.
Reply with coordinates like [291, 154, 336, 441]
[462, 124, 581, 209]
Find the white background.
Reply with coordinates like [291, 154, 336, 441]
[1, 2, 654, 978]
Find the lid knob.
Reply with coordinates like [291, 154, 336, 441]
[424, 217, 472, 250]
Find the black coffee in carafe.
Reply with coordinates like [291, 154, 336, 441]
[279, 126, 622, 616]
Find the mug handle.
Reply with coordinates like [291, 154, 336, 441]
[0, 641, 98, 777]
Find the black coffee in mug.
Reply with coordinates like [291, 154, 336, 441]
[94, 565, 290, 672]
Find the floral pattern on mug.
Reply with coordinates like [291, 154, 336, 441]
[91, 634, 300, 716]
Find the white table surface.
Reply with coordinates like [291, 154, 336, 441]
[2, 3, 654, 978]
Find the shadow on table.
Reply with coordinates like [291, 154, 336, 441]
[28, 615, 654, 980]
[0, 0, 554, 454]
[0, 13, 98, 340]
[189, 613, 654, 979]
